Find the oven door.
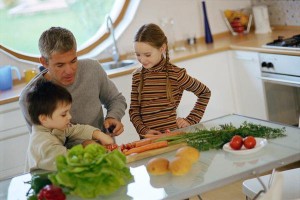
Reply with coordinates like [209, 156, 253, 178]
[260, 72, 300, 87]
[260, 73, 300, 127]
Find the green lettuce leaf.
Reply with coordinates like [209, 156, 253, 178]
[49, 144, 133, 198]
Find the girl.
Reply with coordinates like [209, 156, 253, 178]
[129, 23, 211, 139]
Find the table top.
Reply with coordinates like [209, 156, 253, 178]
[1, 114, 299, 200]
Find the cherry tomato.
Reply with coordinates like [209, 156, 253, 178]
[120, 144, 126, 151]
[229, 135, 243, 150]
[125, 143, 134, 149]
[110, 144, 119, 150]
[165, 129, 171, 134]
[105, 144, 119, 151]
[243, 136, 256, 149]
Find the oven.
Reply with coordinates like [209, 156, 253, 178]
[259, 53, 300, 127]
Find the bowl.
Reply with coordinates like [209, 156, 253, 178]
[222, 8, 252, 35]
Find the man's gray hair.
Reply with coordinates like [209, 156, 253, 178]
[38, 27, 77, 61]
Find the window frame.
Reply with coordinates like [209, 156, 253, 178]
[0, 0, 130, 63]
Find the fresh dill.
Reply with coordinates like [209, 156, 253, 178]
[155, 121, 286, 151]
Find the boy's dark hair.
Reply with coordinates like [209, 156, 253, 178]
[27, 79, 72, 125]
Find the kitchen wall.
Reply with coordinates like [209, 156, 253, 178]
[96, 0, 300, 60]
[0, 0, 253, 74]
[96, 0, 253, 60]
[252, 0, 300, 26]
[0, 0, 299, 76]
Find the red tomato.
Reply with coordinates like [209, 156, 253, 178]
[229, 135, 243, 150]
[244, 136, 256, 149]
[38, 185, 66, 200]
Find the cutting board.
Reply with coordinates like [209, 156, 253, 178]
[126, 143, 187, 163]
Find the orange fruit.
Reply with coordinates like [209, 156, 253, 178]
[240, 15, 249, 26]
[224, 9, 233, 19]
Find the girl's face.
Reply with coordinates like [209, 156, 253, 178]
[134, 42, 165, 69]
[40, 102, 72, 131]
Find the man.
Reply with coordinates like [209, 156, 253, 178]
[19, 27, 127, 136]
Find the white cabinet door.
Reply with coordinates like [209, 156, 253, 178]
[229, 50, 267, 120]
[175, 51, 236, 122]
[0, 101, 26, 132]
[110, 73, 140, 144]
[0, 102, 29, 180]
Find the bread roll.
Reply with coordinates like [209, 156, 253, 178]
[175, 146, 200, 164]
[146, 157, 169, 175]
[169, 157, 192, 176]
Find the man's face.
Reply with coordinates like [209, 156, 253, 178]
[41, 49, 78, 86]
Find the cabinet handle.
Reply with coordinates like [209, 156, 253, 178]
[0, 131, 29, 142]
[0, 107, 20, 114]
[259, 76, 300, 87]
[234, 56, 255, 61]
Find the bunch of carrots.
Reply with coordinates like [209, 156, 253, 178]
[104, 131, 186, 156]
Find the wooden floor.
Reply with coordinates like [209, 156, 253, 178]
[189, 161, 300, 200]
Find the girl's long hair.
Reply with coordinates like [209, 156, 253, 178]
[134, 23, 173, 103]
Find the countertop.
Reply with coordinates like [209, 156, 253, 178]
[0, 26, 299, 105]
[1, 114, 300, 200]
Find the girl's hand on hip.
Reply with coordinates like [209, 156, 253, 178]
[176, 117, 190, 128]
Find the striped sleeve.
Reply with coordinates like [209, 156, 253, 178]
[177, 68, 211, 124]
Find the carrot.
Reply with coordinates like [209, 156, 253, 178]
[124, 141, 168, 156]
[134, 138, 152, 147]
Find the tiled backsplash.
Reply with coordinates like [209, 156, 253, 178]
[251, 0, 300, 26]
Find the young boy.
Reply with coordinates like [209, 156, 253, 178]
[25, 79, 114, 172]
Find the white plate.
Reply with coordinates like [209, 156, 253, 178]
[223, 137, 268, 155]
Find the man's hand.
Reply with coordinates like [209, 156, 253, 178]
[104, 118, 124, 136]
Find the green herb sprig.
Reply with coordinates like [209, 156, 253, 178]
[155, 121, 286, 151]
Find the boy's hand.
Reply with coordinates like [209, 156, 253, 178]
[92, 130, 114, 145]
[104, 118, 124, 136]
[82, 139, 99, 148]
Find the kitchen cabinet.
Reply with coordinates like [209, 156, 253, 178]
[229, 51, 267, 120]
[175, 51, 236, 121]
[0, 101, 29, 180]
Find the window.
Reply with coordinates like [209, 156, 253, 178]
[0, 0, 128, 61]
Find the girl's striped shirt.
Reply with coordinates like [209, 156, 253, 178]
[129, 58, 211, 138]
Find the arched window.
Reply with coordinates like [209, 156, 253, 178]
[0, 0, 130, 62]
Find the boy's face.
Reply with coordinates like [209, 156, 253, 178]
[134, 42, 165, 69]
[40, 102, 72, 131]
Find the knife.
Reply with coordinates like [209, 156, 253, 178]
[106, 125, 116, 143]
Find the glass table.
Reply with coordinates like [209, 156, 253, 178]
[1, 114, 299, 200]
